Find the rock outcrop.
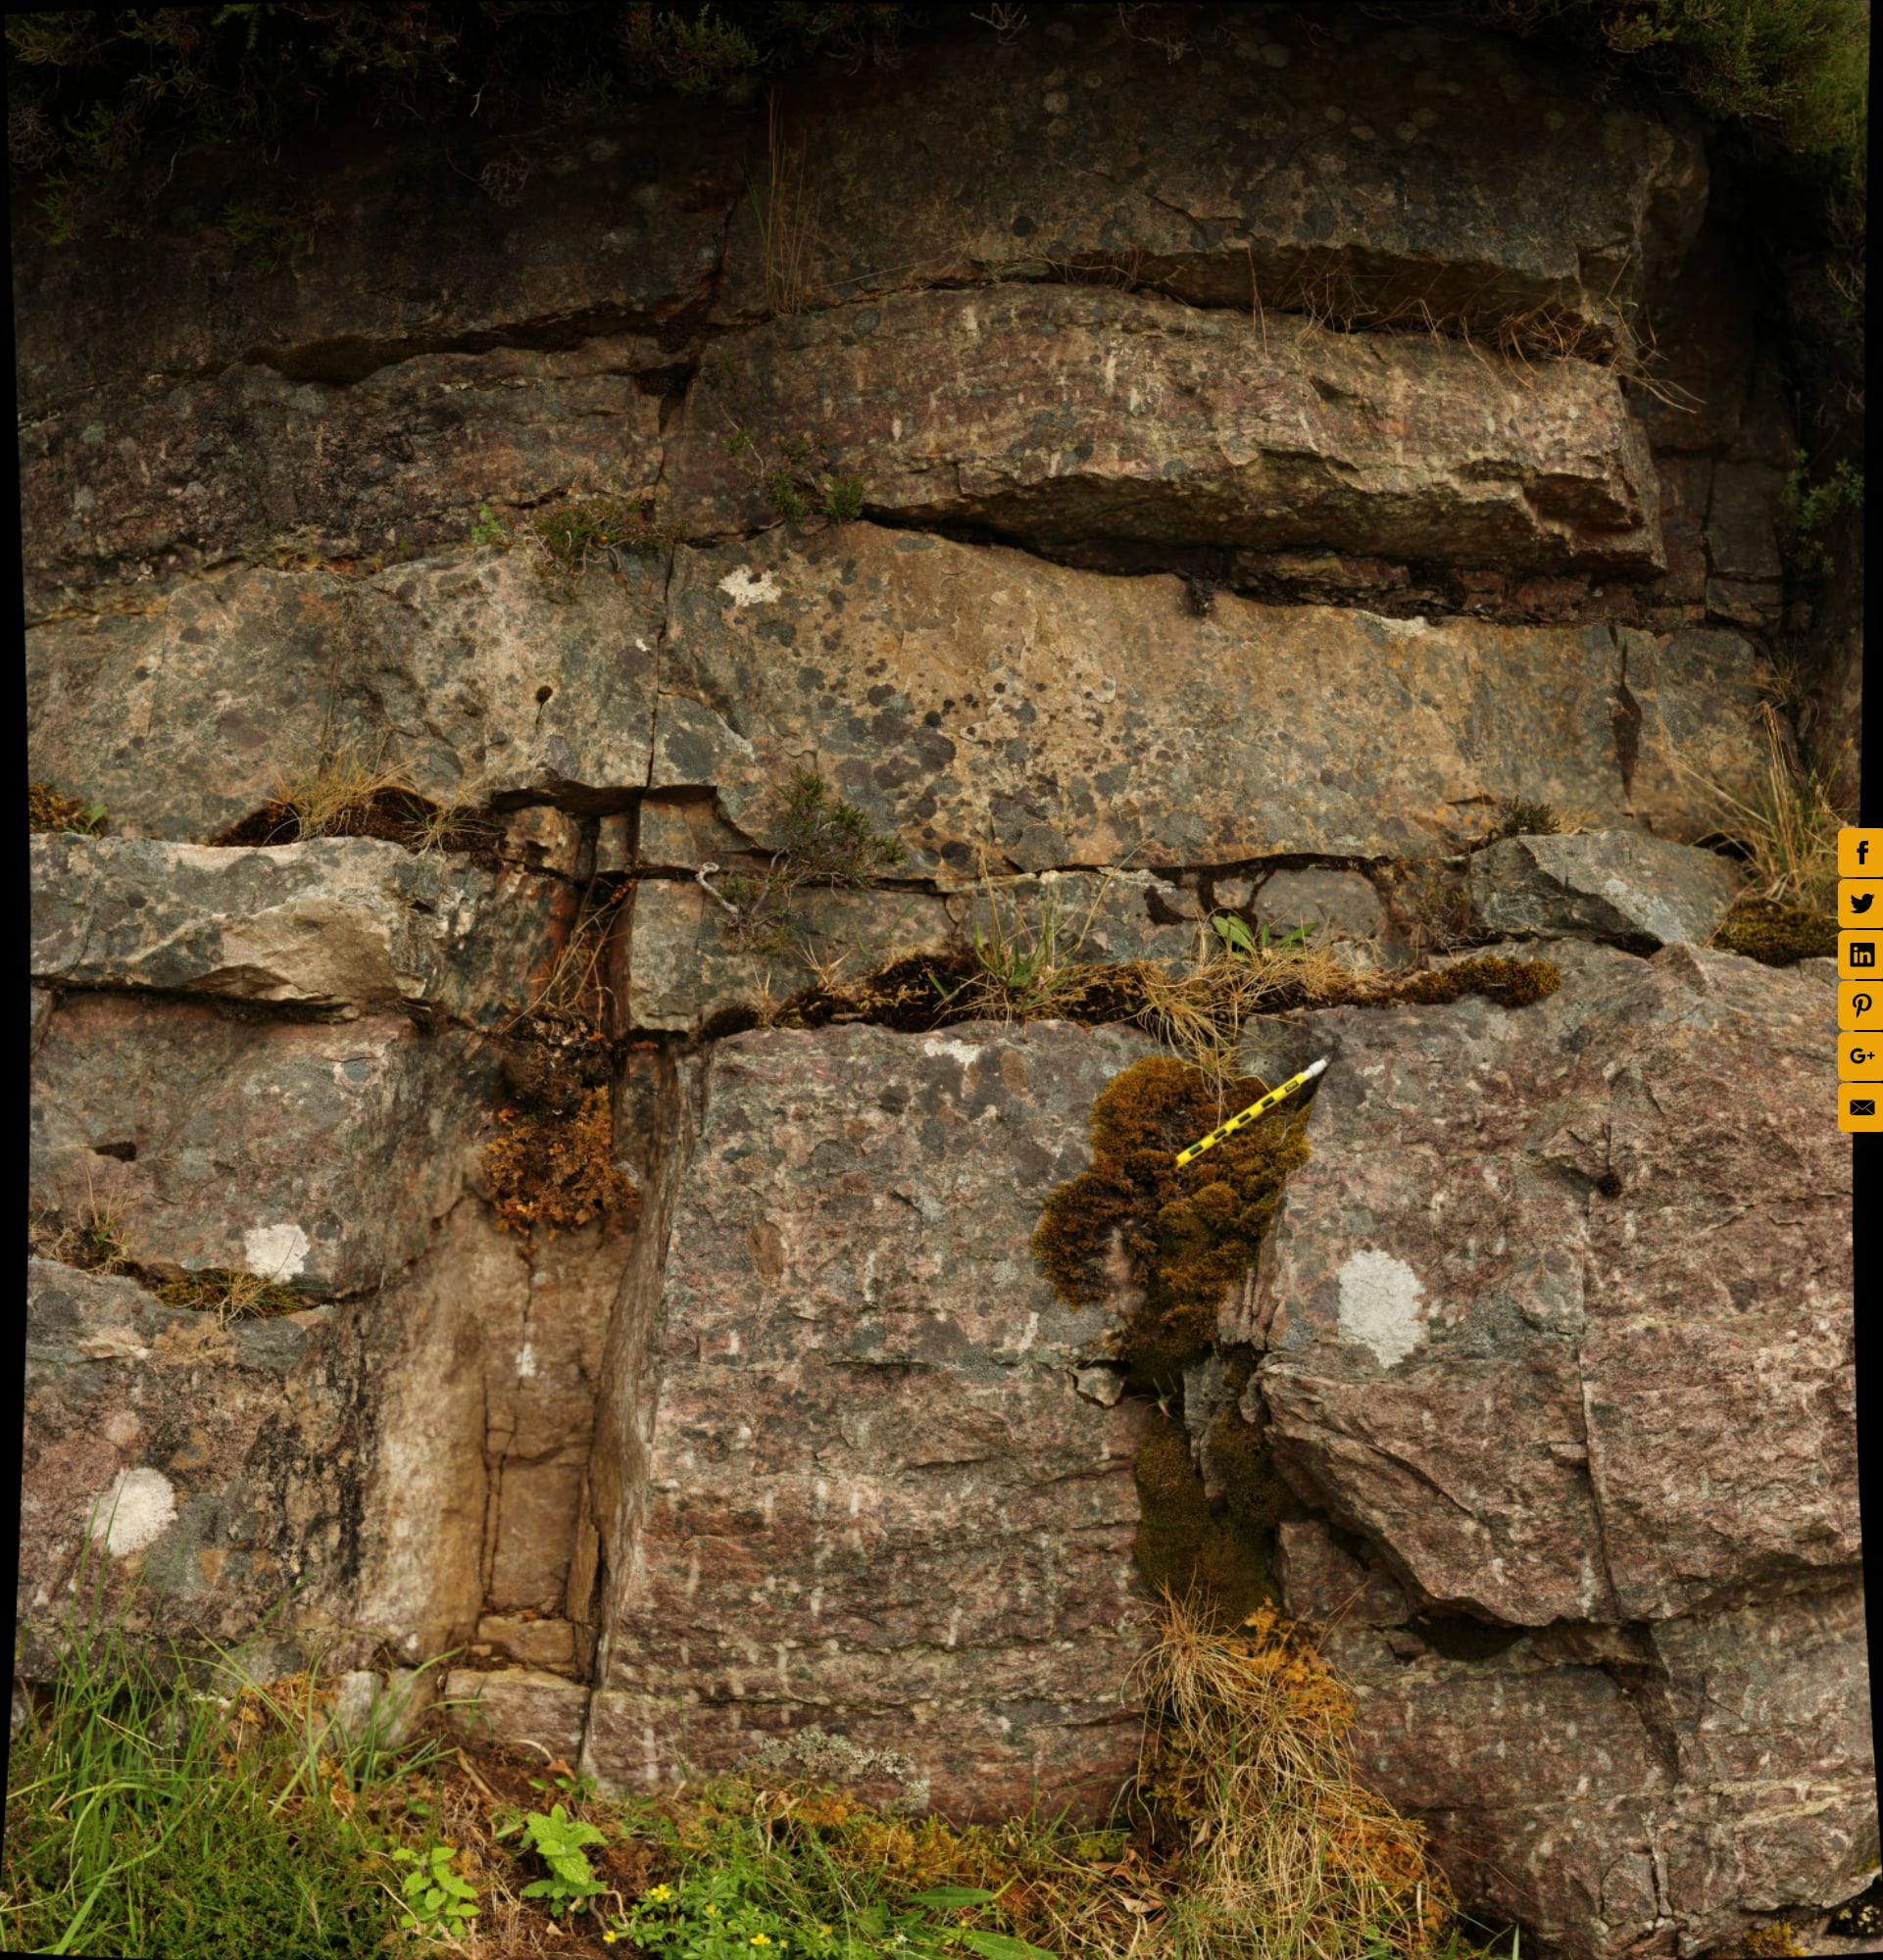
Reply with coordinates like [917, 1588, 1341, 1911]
[19, 8, 1864, 1958]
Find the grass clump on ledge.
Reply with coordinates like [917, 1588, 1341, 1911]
[29, 781, 108, 834]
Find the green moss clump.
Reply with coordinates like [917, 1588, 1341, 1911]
[1033, 1054, 1309, 1390]
[1133, 1412, 1276, 1630]
[1712, 896, 1839, 964]
[1209, 1355, 1312, 1543]
[1040, 1065, 1315, 1626]
[1393, 954, 1562, 1008]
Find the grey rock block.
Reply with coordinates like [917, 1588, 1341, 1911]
[1469, 828, 1745, 947]
[1252, 867, 1386, 941]
[31, 833, 564, 1026]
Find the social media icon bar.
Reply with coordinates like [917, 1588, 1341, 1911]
[1837, 831, 1882, 1129]
[1839, 1039, 1883, 1080]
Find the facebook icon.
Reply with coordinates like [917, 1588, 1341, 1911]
[1859, 838, 1871, 864]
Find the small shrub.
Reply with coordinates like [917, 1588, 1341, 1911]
[1779, 453, 1863, 578]
[818, 469, 867, 521]
[530, 492, 684, 579]
[706, 771, 904, 960]
[223, 191, 311, 271]
[1488, 797, 1561, 840]
[29, 782, 107, 834]
[469, 501, 512, 547]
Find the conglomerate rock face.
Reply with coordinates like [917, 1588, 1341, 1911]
[19, 7, 1866, 1957]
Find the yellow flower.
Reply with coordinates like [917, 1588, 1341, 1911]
[751, 1939, 772, 1950]
[647, 1885, 674, 1903]
[603, 1936, 619, 1946]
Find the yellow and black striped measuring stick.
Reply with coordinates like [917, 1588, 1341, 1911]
[1174, 1057, 1329, 1168]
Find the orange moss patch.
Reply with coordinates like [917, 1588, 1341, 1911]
[483, 1085, 637, 1237]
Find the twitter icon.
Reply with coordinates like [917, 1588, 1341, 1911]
[1842, 881, 1881, 925]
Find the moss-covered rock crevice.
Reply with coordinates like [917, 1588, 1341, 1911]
[1034, 1054, 1325, 1626]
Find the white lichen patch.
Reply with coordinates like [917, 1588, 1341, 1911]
[718, 566, 781, 609]
[88, 1465, 178, 1555]
[244, 1220, 311, 1280]
[1336, 1250, 1428, 1368]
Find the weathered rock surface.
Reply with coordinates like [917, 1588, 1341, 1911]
[21, 1256, 368, 1672]
[31, 833, 566, 1025]
[1469, 829, 1746, 949]
[14, 116, 744, 415]
[1233, 939, 1862, 1953]
[715, 7, 1705, 346]
[657, 528, 1765, 870]
[1328, 1584, 1875, 1959]
[22, 339, 666, 606]
[1251, 940, 1854, 1625]
[669, 288, 1664, 574]
[29, 993, 496, 1298]
[586, 1021, 1157, 1817]
[26, 553, 662, 841]
[31, 526, 1771, 864]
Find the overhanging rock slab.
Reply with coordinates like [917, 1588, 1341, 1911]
[31, 833, 566, 1026]
[26, 553, 663, 842]
[670, 287, 1663, 573]
[713, 8, 1704, 343]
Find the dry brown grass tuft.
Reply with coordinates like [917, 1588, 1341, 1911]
[1135, 1594, 1457, 1959]
[270, 744, 419, 842]
[1681, 704, 1840, 913]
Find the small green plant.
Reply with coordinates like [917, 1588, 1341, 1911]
[223, 191, 312, 271]
[705, 771, 905, 960]
[611, 1869, 1055, 1958]
[818, 469, 867, 520]
[528, 492, 684, 581]
[469, 501, 511, 547]
[1211, 914, 1314, 959]
[763, 466, 808, 522]
[709, 362, 867, 527]
[494, 1803, 609, 1918]
[29, 782, 108, 834]
[388, 1841, 479, 1940]
[1779, 453, 1863, 578]
[1488, 797, 1561, 840]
